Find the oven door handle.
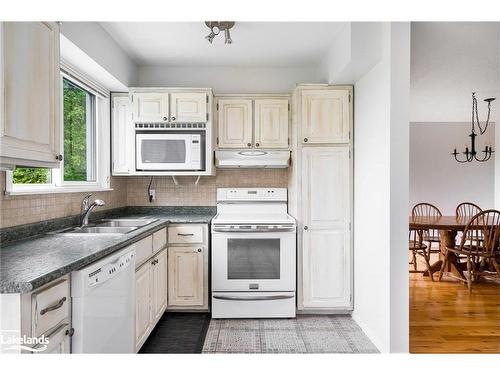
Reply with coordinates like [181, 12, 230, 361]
[212, 227, 295, 233]
[212, 294, 294, 301]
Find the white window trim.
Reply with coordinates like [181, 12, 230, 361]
[5, 72, 112, 196]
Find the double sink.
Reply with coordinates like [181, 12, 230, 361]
[55, 218, 158, 236]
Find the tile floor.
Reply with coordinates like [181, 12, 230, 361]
[202, 315, 378, 354]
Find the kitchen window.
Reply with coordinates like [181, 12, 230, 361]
[5, 71, 111, 195]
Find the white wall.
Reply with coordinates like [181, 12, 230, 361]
[138, 66, 319, 94]
[411, 22, 500, 122]
[410, 122, 495, 214]
[317, 22, 382, 84]
[60, 22, 138, 87]
[352, 22, 410, 353]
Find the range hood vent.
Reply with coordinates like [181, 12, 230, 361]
[215, 150, 290, 169]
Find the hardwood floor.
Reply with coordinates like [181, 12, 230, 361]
[410, 255, 500, 353]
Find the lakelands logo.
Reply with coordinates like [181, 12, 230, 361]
[1, 330, 49, 352]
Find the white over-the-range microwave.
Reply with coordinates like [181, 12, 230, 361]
[135, 123, 206, 171]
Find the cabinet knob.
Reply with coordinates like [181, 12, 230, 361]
[255, 143, 260, 147]
[303, 138, 308, 143]
[163, 117, 168, 121]
[197, 248, 202, 252]
[65, 328, 75, 337]
[304, 226, 308, 230]
[247, 143, 252, 147]
[171, 116, 176, 121]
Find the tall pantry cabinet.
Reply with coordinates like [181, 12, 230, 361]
[288, 84, 353, 312]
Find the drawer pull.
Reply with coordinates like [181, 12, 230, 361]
[177, 233, 194, 236]
[40, 297, 66, 315]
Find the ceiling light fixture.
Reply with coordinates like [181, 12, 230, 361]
[452, 92, 496, 163]
[205, 21, 235, 44]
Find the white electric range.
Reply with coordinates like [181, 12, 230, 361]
[211, 188, 296, 318]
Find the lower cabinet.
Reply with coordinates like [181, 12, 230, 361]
[134, 248, 168, 352]
[167, 247, 204, 307]
[167, 224, 209, 311]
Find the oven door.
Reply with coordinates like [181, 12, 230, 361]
[136, 133, 200, 170]
[211, 225, 296, 292]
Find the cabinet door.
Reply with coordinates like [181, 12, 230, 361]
[1, 22, 61, 166]
[254, 99, 289, 149]
[217, 99, 253, 148]
[111, 95, 133, 175]
[168, 246, 204, 307]
[135, 263, 152, 348]
[33, 323, 70, 354]
[133, 93, 169, 123]
[152, 249, 168, 321]
[301, 89, 350, 144]
[170, 93, 207, 123]
[301, 147, 351, 309]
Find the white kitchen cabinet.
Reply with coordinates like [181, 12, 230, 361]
[254, 99, 289, 149]
[168, 246, 204, 307]
[152, 249, 168, 321]
[217, 99, 253, 148]
[134, 261, 152, 350]
[0, 275, 71, 354]
[301, 89, 350, 144]
[170, 92, 207, 123]
[134, 244, 168, 352]
[0, 22, 61, 168]
[132, 93, 169, 123]
[111, 94, 133, 175]
[34, 323, 71, 354]
[300, 146, 351, 309]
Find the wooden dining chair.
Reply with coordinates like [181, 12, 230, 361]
[439, 210, 500, 293]
[409, 229, 434, 281]
[456, 202, 482, 218]
[456, 202, 483, 247]
[412, 203, 443, 256]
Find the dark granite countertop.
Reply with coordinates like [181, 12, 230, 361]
[0, 206, 215, 293]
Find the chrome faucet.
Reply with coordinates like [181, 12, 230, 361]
[80, 194, 105, 227]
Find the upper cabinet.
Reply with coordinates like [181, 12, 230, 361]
[254, 99, 289, 149]
[0, 22, 61, 168]
[300, 89, 350, 144]
[132, 93, 169, 123]
[111, 94, 134, 175]
[216, 96, 289, 149]
[217, 99, 253, 148]
[170, 92, 207, 123]
[132, 92, 208, 123]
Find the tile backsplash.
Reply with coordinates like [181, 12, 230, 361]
[0, 169, 288, 228]
[0, 172, 128, 228]
[127, 169, 289, 206]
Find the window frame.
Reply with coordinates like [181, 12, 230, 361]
[5, 72, 112, 195]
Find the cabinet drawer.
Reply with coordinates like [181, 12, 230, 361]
[135, 235, 153, 267]
[152, 228, 167, 253]
[168, 225, 204, 244]
[31, 280, 69, 337]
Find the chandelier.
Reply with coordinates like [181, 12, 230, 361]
[452, 92, 496, 163]
[205, 22, 235, 44]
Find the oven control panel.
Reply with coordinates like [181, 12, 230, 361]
[217, 188, 287, 202]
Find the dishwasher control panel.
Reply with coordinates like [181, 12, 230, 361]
[88, 251, 135, 287]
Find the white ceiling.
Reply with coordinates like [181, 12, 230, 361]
[99, 22, 347, 68]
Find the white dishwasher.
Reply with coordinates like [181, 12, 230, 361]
[71, 245, 136, 353]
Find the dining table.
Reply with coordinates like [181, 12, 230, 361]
[409, 216, 470, 279]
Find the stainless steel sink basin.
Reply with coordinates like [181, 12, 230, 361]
[56, 226, 138, 235]
[98, 218, 158, 227]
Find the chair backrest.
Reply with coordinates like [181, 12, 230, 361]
[456, 202, 482, 218]
[461, 210, 500, 256]
[412, 203, 442, 218]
